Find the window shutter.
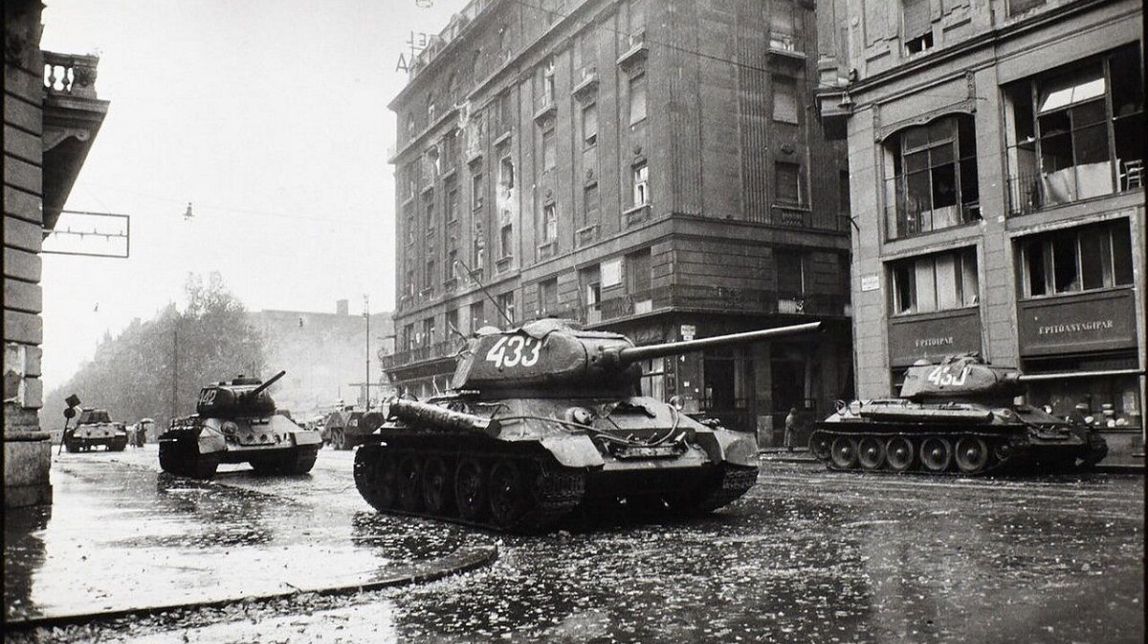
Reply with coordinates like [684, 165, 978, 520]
[903, 0, 930, 40]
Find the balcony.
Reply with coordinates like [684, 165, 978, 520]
[617, 31, 648, 70]
[1007, 159, 1143, 217]
[572, 66, 599, 101]
[770, 204, 811, 228]
[884, 177, 981, 239]
[570, 286, 849, 326]
[381, 340, 458, 370]
[42, 51, 110, 231]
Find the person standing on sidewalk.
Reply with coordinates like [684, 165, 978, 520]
[784, 408, 799, 452]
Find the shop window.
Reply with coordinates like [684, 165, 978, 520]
[773, 76, 798, 124]
[639, 358, 666, 400]
[497, 291, 516, 323]
[629, 72, 647, 124]
[887, 114, 979, 238]
[542, 202, 558, 242]
[1025, 356, 1141, 431]
[776, 161, 801, 204]
[1004, 45, 1143, 215]
[890, 247, 978, 316]
[632, 163, 649, 206]
[1020, 220, 1134, 298]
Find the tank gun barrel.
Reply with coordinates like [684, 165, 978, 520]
[612, 321, 822, 365]
[249, 370, 287, 397]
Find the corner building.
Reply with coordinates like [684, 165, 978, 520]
[386, 0, 852, 446]
[816, 0, 1144, 458]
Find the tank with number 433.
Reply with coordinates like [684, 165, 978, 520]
[354, 319, 823, 532]
[810, 354, 1108, 475]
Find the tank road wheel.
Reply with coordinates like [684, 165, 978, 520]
[809, 432, 833, 461]
[830, 437, 860, 469]
[920, 437, 953, 473]
[955, 437, 990, 474]
[284, 448, 318, 475]
[885, 437, 915, 472]
[454, 458, 488, 521]
[421, 456, 453, 516]
[397, 454, 424, 511]
[857, 437, 885, 470]
[489, 459, 532, 530]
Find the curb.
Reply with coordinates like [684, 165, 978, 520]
[5, 544, 498, 631]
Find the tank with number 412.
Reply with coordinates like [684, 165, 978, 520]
[159, 370, 322, 479]
[810, 354, 1108, 475]
[354, 319, 823, 532]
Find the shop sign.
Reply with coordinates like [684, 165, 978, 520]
[1018, 289, 1137, 356]
[680, 324, 696, 341]
[861, 275, 880, 292]
[887, 309, 981, 367]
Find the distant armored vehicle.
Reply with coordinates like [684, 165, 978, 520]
[322, 405, 387, 450]
[159, 370, 322, 479]
[64, 408, 128, 452]
[810, 354, 1108, 475]
[354, 319, 822, 532]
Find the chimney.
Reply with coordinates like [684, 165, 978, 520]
[336, 299, 349, 316]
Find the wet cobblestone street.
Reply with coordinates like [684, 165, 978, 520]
[4, 448, 1142, 642]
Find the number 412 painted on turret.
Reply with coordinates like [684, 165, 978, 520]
[485, 335, 541, 368]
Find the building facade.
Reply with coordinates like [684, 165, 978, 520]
[386, 0, 852, 446]
[4, 0, 110, 507]
[816, 0, 1144, 458]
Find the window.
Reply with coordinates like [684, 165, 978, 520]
[542, 203, 558, 242]
[903, 0, 932, 55]
[773, 76, 798, 124]
[776, 162, 801, 204]
[890, 248, 979, 315]
[625, 248, 651, 294]
[446, 248, 457, 281]
[472, 171, 484, 209]
[472, 227, 486, 269]
[497, 92, 512, 133]
[639, 358, 666, 400]
[629, 73, 647, 124]
[424, 193, 435, 231]
[543, 58, 556, 103]
[404, 205, 415, 245]
[542, 127, 556, 171]
[497, 291, 516, 324]
[582, 103, 598, 146]
[580, 266, 602, 307]
[403, 323, 415, 350]
[769, 0, 798, 50]
[445, 309, 459, 337]
[426, 146, 441, 178]
[888, 115, 979, 238]
[1005, 45, 1143, 215]
[839, 169, 851, 216]
[632, 163, 649, 206]
[776, 249, 805, 295]
[405, 268, 415, 296]
[446, 179, 459, 222]
[469, 301, 484, 332]
[424, 259, 435, 290]
[539, 278, 558, 314]
[583, 182, 600, 224]
[403, 161, 417, 199]
[1020, 221, 1134, 298]
[499, 224, 513, 259]
[1008, 0, 1046, 17]
[499, 155, 515, 189]
[422, 317, 436, 346]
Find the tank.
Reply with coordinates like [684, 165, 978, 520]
[354, 319, 823, 532]
[158, 370, 323, 479]
[322, 405, 387, 450]
[809, 353, 1109, 475]
[64, 408, 129, 452]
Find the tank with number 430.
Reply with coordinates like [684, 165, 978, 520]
[354, 318, 823, 532]
[810, 354, 1108, 475]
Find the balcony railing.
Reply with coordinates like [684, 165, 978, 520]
[884, 177, 981, 239]
[382, 340, 458, 370]
[1007, 159, 1142, 217]
[43, 51, 100, 99]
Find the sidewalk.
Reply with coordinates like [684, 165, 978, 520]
[3, 449, 496, 628]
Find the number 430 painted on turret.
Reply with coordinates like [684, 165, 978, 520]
[485, 335, 541, 368]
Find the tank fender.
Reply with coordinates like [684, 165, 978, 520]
[539, 435, 606, 468]
[269, 415, 322, 445]
[693, 430, 758, 467]
[196, 420, 226, 455]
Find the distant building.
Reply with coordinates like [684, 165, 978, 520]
[816, 0, 1144, 456]
[386, 0, 853, 445]
[248, 304, 395, 417]
[4, 0, 110, 508]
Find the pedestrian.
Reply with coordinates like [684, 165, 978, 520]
[784, 407, 798, 452]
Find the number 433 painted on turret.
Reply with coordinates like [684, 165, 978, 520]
[485, 335, 541, 368]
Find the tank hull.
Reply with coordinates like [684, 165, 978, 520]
[810, 403, 1107, 475]
[158, 415, 322, 479]
[353, 396, 759, 533]
[64, 425, 128, 453]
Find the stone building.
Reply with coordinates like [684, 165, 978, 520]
[816, 0, 1144, 458]
[247, 301, 395, 417]
[386, 0, 852, 446]
[4, 0, 109, 507]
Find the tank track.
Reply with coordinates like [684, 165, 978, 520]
[808, 427, 1020, 476]
[698, 465, 758, 511]
[354, 441, 585, 534]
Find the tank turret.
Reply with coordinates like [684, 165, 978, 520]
[450, 319, 822, 395]
[898, 353, 1023, 403]
[356, 319, 824, 533]
[195, 370, 286, 418]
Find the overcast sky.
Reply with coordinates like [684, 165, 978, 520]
[39, 0, 465, 392]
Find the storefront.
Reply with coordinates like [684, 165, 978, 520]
[887, 307, 983, 393]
